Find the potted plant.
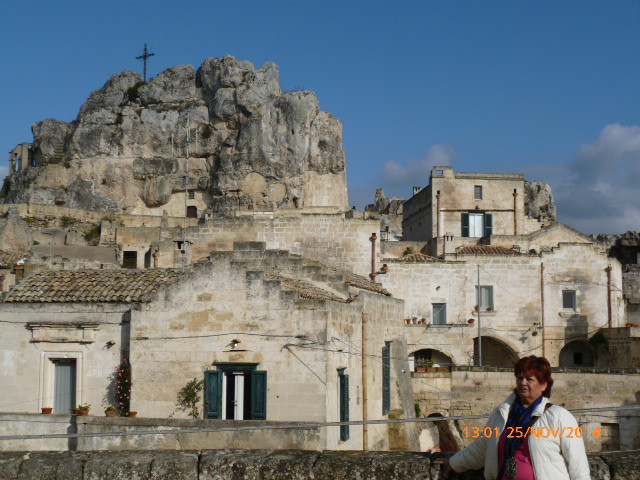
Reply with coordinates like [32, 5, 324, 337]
[76, 404, 91, 416]
[415, 359, 427, 372]
[41, 407, 53, 414]
[105, 405, 116, 417]
[426, 359, 438, 372]
[486, 306, 494, 312]
[128, 411, 138, 418]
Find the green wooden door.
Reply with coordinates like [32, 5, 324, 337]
[250, 371, 267, 420]
[204, 371, 222, 419]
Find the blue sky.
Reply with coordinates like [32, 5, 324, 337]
[1, 1, 638, 233]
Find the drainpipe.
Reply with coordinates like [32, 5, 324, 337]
[362, 313, 369, 450]
[369, 233, 378, 282]
[0, 275, 4, 292]
[436, 191, 441, 239]
[606, 265, 613, 328]
[540, 263, 546, 357]
[513, 189, 519, 235]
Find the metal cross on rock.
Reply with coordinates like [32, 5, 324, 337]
[136, 43, 155, 81]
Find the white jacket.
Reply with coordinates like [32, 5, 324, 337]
[449, 394, 590, 480]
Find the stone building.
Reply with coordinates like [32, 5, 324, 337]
[0, 242, 417, 451]
[402, 166, 555, 255]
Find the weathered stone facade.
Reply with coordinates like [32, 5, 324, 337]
[0, 242, 416, 452]
[402, 166, 554, 247]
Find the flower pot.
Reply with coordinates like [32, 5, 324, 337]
[78, 409, 89, 416]
[41, 407, 53, 414]
[128, 411, 137, 418]
[426, 367, 438, 372]
[72, 409, 82, 415]
[436, 367, 449, 372]
[415, 367, 426, 373]
[105, 410, 116, 417]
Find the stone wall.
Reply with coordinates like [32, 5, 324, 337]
[0, 450, 637, 479]
[0, 414, 321, 452]
[413, 368, 640, 453]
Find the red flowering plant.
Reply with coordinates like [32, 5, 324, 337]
[115, 358, 131, 416]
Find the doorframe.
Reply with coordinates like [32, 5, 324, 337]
[209, 363, 258, 420]
[39, 351, 83, 411]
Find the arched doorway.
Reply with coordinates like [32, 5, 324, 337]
[409, 348, 453, 372]
[473, 336, 518, 367]
[559, 340, 594, 367]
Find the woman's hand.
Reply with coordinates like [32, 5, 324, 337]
[433, 457, 453, 477]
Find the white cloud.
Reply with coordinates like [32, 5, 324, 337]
[379, 143, 456, 192]
[553, 124, 640, 233]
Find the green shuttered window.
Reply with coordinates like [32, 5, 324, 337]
[382, 341, 391, 415]
[338, 369, 349, 441]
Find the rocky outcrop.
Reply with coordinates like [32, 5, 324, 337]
[3, 56, 348, 215]
[524, 181, 556, 222]
[0, 206, 33, 263]
[365, 188, 404, 241]
[0, 450, 635, 480]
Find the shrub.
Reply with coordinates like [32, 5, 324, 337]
[127, 81, 146, 102]
[60, 216, 79, 228]
[177, 378, 204, 419]
[84, 224, 101, 243]
[403, 247, 415, 256]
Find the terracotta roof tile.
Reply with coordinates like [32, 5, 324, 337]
[265, 273, 347, 303]
[456, 246, 518, 255]
[4, 269, 182, 303]
[309, 263, 391, 296]
[398, 253, 439, 262]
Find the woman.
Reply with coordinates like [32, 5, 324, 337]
[434, 356, 590, 479]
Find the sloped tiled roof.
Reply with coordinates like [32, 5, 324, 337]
[456, 246, 518, 255]
[4, 269, 182, 303]
[265, 273, 347, 303]
[311, 263, 391, 296]
[398, 253, 439, 262]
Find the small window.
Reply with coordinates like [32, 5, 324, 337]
[432, 303, 447, 324]
[563, 290, 577, 311]
[123, 251, 137, 269]
[435, 169, 443, 176]
[188, 191, 195, 200]
[474, 185, 482, 200]
[476, 286, 494, 312]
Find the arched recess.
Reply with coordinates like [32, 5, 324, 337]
[559, 340, 595, 367]
[409, 348, 453, 372]
[473, 336, 518, 367]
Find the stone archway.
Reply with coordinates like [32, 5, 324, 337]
[559, 340, 595, 367]
[473, 336, 518, 367]
[409, 348, 453, 372]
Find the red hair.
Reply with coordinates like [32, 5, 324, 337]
[514, 356, 554, 398]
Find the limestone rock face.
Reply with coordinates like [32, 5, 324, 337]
[0, 207, 33, 261]
[365, 188, 405, 241]
[4, 56, 348, 215]
[524, 181, 556, 222]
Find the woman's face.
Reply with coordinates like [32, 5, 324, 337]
[515, 371, 548, 406]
